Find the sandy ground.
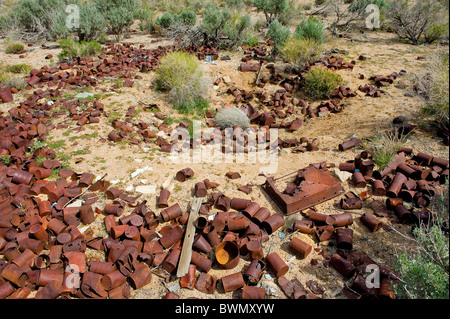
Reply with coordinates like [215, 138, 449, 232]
[0, 12, 448, 300]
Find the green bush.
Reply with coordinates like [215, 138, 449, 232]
[362, 130, 407, 169]
[138, 9, 156, 33]
[5, 63, 32, 74]
[11, 0, 71, 33]
[425, 51, 449, 122]
[294, 17, 325, 43]
[394, 178, 449, 299]
[282, 37, 323, 69]
[156, 12, 175, 28]
[253, 0, 288, 24]
[348, 0, 390, 12]
[268, 19, 290, 54]
[76, 2, 108, 41]
[225, 0, 245, 10]
[177, 10, 197, 26]
[5, 43, 24, 54]
[57, 36, 103, 60]
[156, 51, 209, 112]
[156, 10, 197, 28]
[303, 66, 343, 100]
[94, 0, 138, 42]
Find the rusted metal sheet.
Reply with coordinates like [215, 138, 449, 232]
[262, 165, 345, 215]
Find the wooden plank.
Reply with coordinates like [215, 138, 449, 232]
[176, 197, 203, 277]
[255, 62, 264, 86]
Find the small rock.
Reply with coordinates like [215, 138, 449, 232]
[136, 185, 156, 194]
[222, 76, 231, 84]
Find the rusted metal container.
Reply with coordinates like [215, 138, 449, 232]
[242, 285, 266, 299]
[352, 172, 366, 188]
[203, 225, 221, 248]
[175, 168, 194, 182]
[330, 253, 356, 279]
[195, 272, 217, 294]
[221, 272, 245, 293]
[336, 228, 353, 250]
[393, 205, 415, 224]
[230, 198, 251, 211]
[371, 179, 386, 196]
[252, 207, 271, 225]
[227, 217, 247, 231]
[293, 220, 315, 234]
[179, 264, 196, 290]
[1, 263, 29, 287]
[360, 213, 382, 232]
[193, 234, 212, 254]
[162, 248, 181, 274]
[191, 251, 212, 273]
[289, 237, 312, 259]
[386, 173, 407, 198]
[195, 182, 207, 198]
[108, 284, 131, 299]
[266, 252, 289, 277]
[157, 189, 170, 208]
[246, 240, 264, 260]
[35, 281, 63, 299]
[262, 166, 345, 215]
[101, 269, 127, 291]
[339, 138, 361, 151]
[316, 225, 335, 242]
[340, 197, 362, 210]
[309, 211, 334, 225]
[261, 213, 285, 235]
[160, 203, 183, 222]
[330, 212, 353, 227]
[129, 263, 152, 290]
[160, 226, 183, 249]
[194, 216, 208, 231]
[243, 259, 265, 285]
[242, 202, 260, 218]
[215, 241, 240, 269]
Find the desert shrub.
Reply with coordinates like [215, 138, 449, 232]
[214, 107, 251, 129]
[253, 0, 288, 24]
[177, 10, 197, 26]
[156, 51, 209, 112]
[303, 66, 343, 100]
[156, 12, 175, 28]
[268, 19, 290, 54]
[137, 9, 156, 33]
[157, 10, 197, 29]
[10, 0, 70, 33]
[362, 130, 407, 169]
[388, 0, 445, 45]
[174, 99, 210, 115]
[75, 2, 108, 41]
[200, 4, 233, 42]
[348, 0, 390, 13]
[294, 17, 325, 43]
[394, 181, 449, 299]
[423, 51, 450, 123]
[5, 42, 24, 54]
[94, 0, 138, 42]
[281, 38, 323, 69]
[0, 64, 27, 89]
[57, 36, 103, 60]
[5, 63, 32, 74]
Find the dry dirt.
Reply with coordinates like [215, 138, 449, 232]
[0, 17, 448, 300]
